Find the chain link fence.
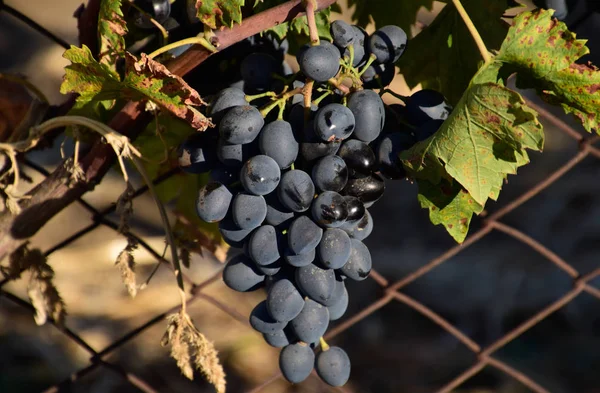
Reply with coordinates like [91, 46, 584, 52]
[1, 3, 600, 393]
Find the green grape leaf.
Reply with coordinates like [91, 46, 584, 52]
[401, 83, 544, 242]
[98, 0, 127, 75]
[195, 0, 244, 29]
[491, 9, 600, 133]
[347, 0, 438, 34]
[416, 179, 484, 243]
[60, 46, 211, 130]
[397, 0, 520, 105]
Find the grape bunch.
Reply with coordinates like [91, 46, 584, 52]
[178, 20, 452, 387]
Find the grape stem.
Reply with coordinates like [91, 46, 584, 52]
[319, 337, 330, 351]
[127, 0, 169, 44]
[303, 80, 315, 121]
[259, 87, 304, 118]
[452, 0, 491, 63]
[381, 89, 409, 103]
[357, 54, 378, 77]
[147, 36, 217, 60]
[327, 78, 351, 95]
[303, 0, 320, 46]
[246, 92, 277, 102]
[312, 90, 332, 106]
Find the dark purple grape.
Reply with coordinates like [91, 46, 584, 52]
[312, 191, 348, 228]
[368, 25, 407, 63]
[342, 174, 385, 206]
[337, 139, 376, 177]
[314, 103, 355, 142]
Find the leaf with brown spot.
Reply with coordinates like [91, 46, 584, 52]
[486, 9, 600, 133]
[401, 83, 543, 242]
[195, 0, 244, 29]
[60, 46, 212, 131]
[98, 0, 127, 75]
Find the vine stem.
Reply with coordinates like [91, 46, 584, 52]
[131, 157, 187, 311]
[304, 0, 320, 46]
[452, 0, 491, 63]
[24, 116, 141, 183]
[148, 36, 217, 60]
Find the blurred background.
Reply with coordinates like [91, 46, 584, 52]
[1, 1, 600, 392]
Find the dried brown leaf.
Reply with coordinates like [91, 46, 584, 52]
[115, 237, 138, 297]
[180, 246, 191, 269]
[116, 182, 135, 233]
[124, 53, 213, 131]
[27, 251, 66, 326]
[2, 244, 40, 280]
[163, 312, 226, 392]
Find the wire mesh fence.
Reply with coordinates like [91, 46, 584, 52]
[1, 3, 600, 393]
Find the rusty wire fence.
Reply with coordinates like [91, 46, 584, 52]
[1, 3, 600, 393]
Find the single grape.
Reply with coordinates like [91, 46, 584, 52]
[259, 120, 299, 169]
[240, 155, 281, 195]
[231, 193, 267, 230]
[177, 132, 217, 174]
[265, 193, 295, 227]
[196, 182, 232, 223]
[331, 20, 355, 48]
[311, 191, 348, 228]
[337, 139, 376, 177]
[316, 347, 351, 387]
[314, 103, 355, 142]
[342, 174, 385, 206]
[328, 284, 349, 321]
[312, 155, 348, 192]
[301, 140, 342, 163]
[340, 239, 372, 281]
[368, 25, 407, 64]
[256, 259, 282, 276]
[219, 105, 264, 144]
[223, 254, 264, 292]
[415, 119, 445, 142]
[318, 228, 352, 270]
[343, 196, 365, 224]
[277, 170, 315, 213]
[405, 89, 452, 127]
[288, 215, 324, 254]
[377, 132, 416, 179]
[219, 218, 253, 248]
[290, 298, 329, 344]
[263, 327, 296, 348]
[217, 141, 244, 167]
[283, 247, 316, 268]
[341, 209, 373, 241]
[248, 225, 281, 266]
[132, 0, 171, 29]
[209, 87, 248, 122]
[279, 342, 315, 384]
[295, 264, 336, 305]
[241, 52, 280, 92]
[299, 44, 341, 82]
[267, 278, 305, 322]
[250, 301, 287, 334]
[347, 90, 385, 143]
